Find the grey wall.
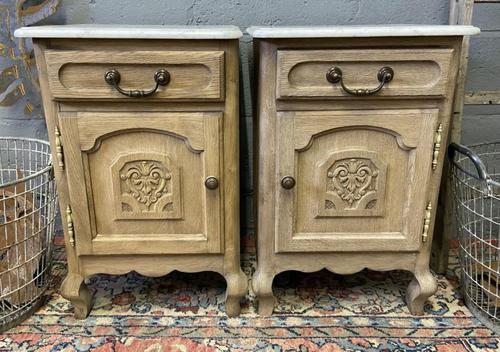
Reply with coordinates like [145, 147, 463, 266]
[3, 0, 499, 231]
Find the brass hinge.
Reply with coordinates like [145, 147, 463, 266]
[432, 123, 443, 171]
[422, 201, 432, 243]
[66, 205, 75, 247]
[54, 126, 65, 171]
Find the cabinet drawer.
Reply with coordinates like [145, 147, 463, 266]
[277, 48, 454, 99]
[45, 50, 224, 101]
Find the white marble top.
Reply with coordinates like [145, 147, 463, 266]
[246, 25, 480, 38]
[14, 25, 243, 39]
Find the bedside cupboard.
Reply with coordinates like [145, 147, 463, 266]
[15, 25, 247, 318]
[248, 25, 480, 316]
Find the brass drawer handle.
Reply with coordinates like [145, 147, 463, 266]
[104, 68, 170, 97]
[205, 176, 219, 190]
[326, 66, 394, 96]
[281, 176, 296, 190]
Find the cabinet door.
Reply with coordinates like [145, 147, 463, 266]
[276, 109, 439, 253]
[59, 111, 222, 255]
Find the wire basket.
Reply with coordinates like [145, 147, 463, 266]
[0, 137, 57, 332]
[449, 142, 500, 334]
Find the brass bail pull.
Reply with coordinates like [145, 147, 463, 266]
[326, 66, 394, 96]
[104, 68, 170, 97]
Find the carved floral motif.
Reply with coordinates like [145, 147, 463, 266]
[120, 160, 172, 210]
[327, 158, 379, 209]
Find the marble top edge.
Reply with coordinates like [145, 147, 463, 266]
[14, 25, 243, 39]
[246, 25, 480, 38]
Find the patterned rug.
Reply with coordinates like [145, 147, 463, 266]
[0, 237, 499, 351]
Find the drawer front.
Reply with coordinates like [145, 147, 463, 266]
[45, 50, 224, 101]
[275, 109, 439, 253]
[59, 111, 223, 255]
[277, 49, 454, 99]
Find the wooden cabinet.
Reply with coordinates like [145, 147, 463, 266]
[17, 25, 247, 318]
[248, 26, 478, 316]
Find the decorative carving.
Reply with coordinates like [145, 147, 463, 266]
[327, 158, 379, 208]
[365, 200, 377, 209]
[120, 160, 171, 209]
[111, 153, 182, 220]
[317, 150, 387, 217]
[121, 203, 132, 212]
[162, 202, 174, 212]
[325, 200, 336, 209]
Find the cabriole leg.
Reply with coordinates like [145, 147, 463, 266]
[224, 269, 247, 317]
[60, 273, 93, 319]
[253, 270, 276, 316]
[406, 269, 438, 315]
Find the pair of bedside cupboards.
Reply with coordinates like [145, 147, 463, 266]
[248, 25, 480, 316]
[16, 24, 479, 318]
[15, 25, 247, 318]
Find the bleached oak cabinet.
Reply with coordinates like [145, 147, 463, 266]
[15, 25, 247, 318]
[248, 25, 479, 316]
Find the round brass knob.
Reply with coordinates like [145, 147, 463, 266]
[205, 176, 219, 190]
[281, 176, 296, 190]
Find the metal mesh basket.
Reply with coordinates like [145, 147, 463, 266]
[0, 137, 57, 332]
[449, 142, 500, 334]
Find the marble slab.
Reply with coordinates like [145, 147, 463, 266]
[14, 25, 243, 39]
[246, 25, 480, 38]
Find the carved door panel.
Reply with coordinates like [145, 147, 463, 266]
[59, 111, 222, 255]
[276, 109, 439, 253]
